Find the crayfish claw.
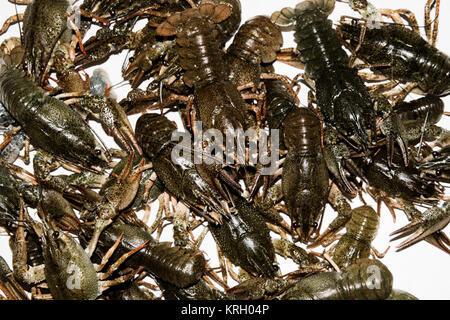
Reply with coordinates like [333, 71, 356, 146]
[389, 220, 420, 242]
[425, 231, 450, 254]
[378, 107, 409, 167]
[344, 157, 368, 184]
[390, 201, 450, 253]
[337, 161, 356, 194]
[86, 218, 113, 258]
[324, 141, 364, 195]
[386, 136, 394, 168]
[397, 135, 409, 167]
[386, 132, 409, 168]
[307, 228, 341, 249]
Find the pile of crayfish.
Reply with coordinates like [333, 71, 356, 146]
[0, 0, 448, 300]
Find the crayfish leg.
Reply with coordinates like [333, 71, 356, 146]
[12, 201, 45, 286]
[0, 14, 23, 35]
[425, 0, 441, 46]
[0, 256, 29, 300]
[85, 218, 113, 258]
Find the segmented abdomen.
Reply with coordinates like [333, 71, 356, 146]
[343, 206, 379, 243]
[282, 259, 393, 300]
[340, 259, 393, 300]
[175, 17, 226, 88]
[294, 9, 348, 79]
[212, 0, 242, 46]
[395, 95, 444, 125]
[332, 206, 379, 269]
[135, 113, 176, 159]
[227, 15, 282, 65]
[225, 15, 282, 88]
[97, 223, 206, 288]
[140, 241, 206, 288]
[263, 78, 297, 130]
[283, 107, 321, 153]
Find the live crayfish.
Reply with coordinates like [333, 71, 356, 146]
[271, 0, 377, 149]
[208, 194, 278, 278]
[0, 165, 132, 299]
[224, 15, 283, 91]
[0, 0, 87, 85]
[155, 3, 248, 198]
[255, 74, 330, 244]
[20, 211, 151, 300]
[279, 258, 393, 300]
[0, 59, 109, 169]
[227, 259, 394, 300]
[327, 205, 381, 269]
[83, 220, 207, 288]
[338, 14, 450, 96]
[281, 107, 329, 243]
[122, 0, 241, 88]
[354, 147, 443, 203]
[135, 112, 231, 223]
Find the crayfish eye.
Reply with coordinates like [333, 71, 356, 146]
[432, 151, 439, 158]
[54, 49, 66, 56]
[95, 149, 102, 156]
[52, 231, 60, 240]
[436, 169, 442, 176]
[272, 264, 280, 271]
[129, 57, 135, 63]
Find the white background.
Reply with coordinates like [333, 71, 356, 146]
[0, 0, 448, 300]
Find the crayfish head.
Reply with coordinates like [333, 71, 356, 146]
[293, 217, 320, 244]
